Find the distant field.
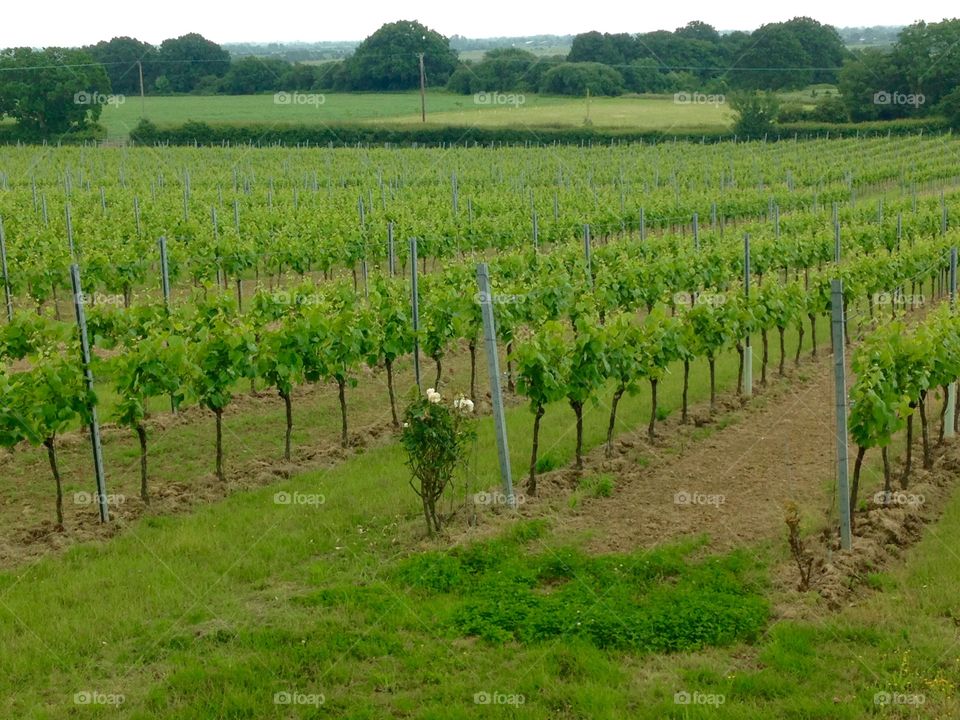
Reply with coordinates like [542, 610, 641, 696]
[96, 91, 733, 140]
[457, 46, 570, 61]
[778, 84, 840, 109]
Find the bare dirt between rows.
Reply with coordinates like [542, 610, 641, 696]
[530, 357, 837, 555]
[463, 342, 960, 612]
[806, 446, 960, 610]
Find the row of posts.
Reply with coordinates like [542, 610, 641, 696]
[0, 209, 954, 532]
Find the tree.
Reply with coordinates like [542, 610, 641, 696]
[371, 277, 413, 428]
[256, 318, 306, 461]
[0, 47, 111, 135]
[635, 311, 680, 440]
[421, 282, 460, 389]
[477, 48, 537, 91]
[446, 48, 541, 94]
[848, 326, 909, 509]
[730, 92, 780, 138]
[894, 330, 931, 485]
[156, 34, 230, 93]
[937, 87, 960, 129]
[0, 354, 93, 527]
[637, 30, 724, 86]
[340, 20, 459, 91]
[221, 57, 292, 94]
[731, 19, 844, 89]
[568, 31, 631, 65]
[456, 287, 483, 402]
[304, 293, 378, 448]
[811, 96, 849, 123]
[113, 334, 192, 502]
[514, 321, 569, 494]
[894, 20, 960, 109]
[281, 63, 324, 91]
[755, 284, 784, 382]
[623, 58, 670, 93]
[565, 318, 607, 470]
[924, 308, 960, 445]
[838, 20, 960, 121]
[602, 314, 644, 453]
[445, 64, 476, 94]
[675, 21, 721, 43]
[837, 49, 902, 121]
[540, 62, 624, 96]
[685, 298, 735, 411]
[191, 317, 257, 481]
[781, 17, 846, 85]
[86, 37, 158, 95]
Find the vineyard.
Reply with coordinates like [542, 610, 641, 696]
[3, 135, 960, 717]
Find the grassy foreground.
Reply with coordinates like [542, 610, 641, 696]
[3, 312, 960, 717]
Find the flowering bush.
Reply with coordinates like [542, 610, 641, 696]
[401, 388, 475, 535]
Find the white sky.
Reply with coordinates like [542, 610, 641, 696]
[3, 1, 957, 47]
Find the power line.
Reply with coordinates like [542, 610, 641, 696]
[0, 58, 235, 73]
[0, 56, 850, 74]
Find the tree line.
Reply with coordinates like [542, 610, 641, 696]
[2, 17, 959, 137]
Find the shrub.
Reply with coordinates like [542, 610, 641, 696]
[400, 389, 475, 535]
[811, 96, 849, 123]
[731, 91, 780, 138]
[539, 62, 624, 96]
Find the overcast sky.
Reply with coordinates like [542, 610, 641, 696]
[2, 1, 957, 47]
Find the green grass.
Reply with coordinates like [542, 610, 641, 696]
[778, 84, 840, 105]
[5, 295, 960, 716]
[95, 92, 732, 141]
[4, 84, 846, 143]
[0, 309, 809, 716]
[396, 533, 767, 651]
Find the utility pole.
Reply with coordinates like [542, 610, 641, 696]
[138, 61, 145, 117]
[418, 53, 426, 123]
